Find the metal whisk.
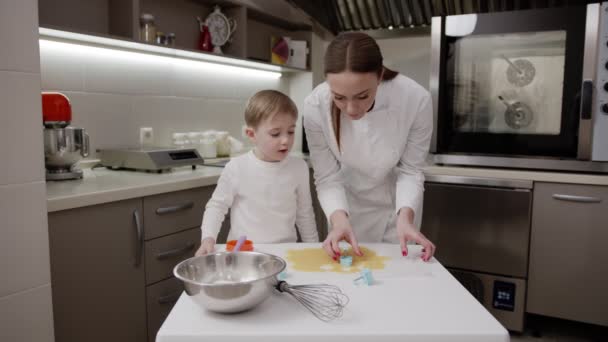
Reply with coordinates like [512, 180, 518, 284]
[275, 281, 349, 322]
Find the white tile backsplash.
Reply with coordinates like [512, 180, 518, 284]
[39, 40, 85, 91]
[0, 71, 45, 186]
[62, 92, 137, 157]
[0, 285, 54, 342]
[0, 182, 50, 297]
[170, 61, 239, 99]
[84, 48, 173, 95]
[39, 45, 293, 154]
[0, 0, 40, 73]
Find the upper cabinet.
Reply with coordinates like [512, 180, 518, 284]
[38, 0, 313, 71]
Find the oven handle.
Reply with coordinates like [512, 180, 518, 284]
[552, 194, 602, 203]
[580, 80, 593, 120]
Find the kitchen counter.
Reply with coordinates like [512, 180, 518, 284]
[46, 165, 223, 212]
[157, 243, 509, 342]
[47, 158, 607, 213]
[424, 165, 608, 186]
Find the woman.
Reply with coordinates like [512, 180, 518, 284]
[303, 32, 436, 261]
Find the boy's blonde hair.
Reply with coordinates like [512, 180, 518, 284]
[244, 90, 298, 129]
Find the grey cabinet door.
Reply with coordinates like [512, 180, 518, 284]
[48, 198, 147, 342]
[421, 182, 532, 278]
[528, 182, 608, 326]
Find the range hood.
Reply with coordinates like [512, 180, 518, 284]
[289, 0, 599, 34]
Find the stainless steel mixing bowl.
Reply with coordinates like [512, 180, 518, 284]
[173, 251, 286, 313]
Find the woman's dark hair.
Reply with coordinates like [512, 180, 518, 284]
[324, 32, 398, 149]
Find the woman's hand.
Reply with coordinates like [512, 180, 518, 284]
[397, 208, 435, 261]
[195, 237, 216, 256]
[323, 210, 363, 260]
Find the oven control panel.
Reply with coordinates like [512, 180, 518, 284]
[594, 2, 608, 161]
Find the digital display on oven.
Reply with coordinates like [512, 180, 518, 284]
[169, 151, 198, 160]
[493, 280, 516, 312]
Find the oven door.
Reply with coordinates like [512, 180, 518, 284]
[432, 5, 590, 159]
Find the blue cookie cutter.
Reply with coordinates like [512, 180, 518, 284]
[340, 255, 353, 267]
[354, 268, 374, 286]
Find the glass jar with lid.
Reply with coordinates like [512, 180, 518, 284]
[139, 13, 156, 43]
[216, 131, 231, 157]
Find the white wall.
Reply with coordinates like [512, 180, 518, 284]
[310, 34, 431, 90]
[377, 35, 431, 90]
[39, 41, 297, 157]
[0, 1, 55, 341]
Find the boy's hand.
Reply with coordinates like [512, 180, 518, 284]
[323, 210, 363, 260]
[195, 237, 216, 256]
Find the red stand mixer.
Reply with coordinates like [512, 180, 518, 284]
[42, 92, 89, 180]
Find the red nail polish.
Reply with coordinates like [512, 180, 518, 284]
[336, 251, 341, 257]
[332, 256, 337, 261]
[402, 250, 407, 256]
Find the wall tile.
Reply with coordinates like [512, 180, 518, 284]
[0, 71, 45, 186]
[170, 60, 239, 99]
[84, 48, 172, 95]
[39, 41, 304, 157]
[0, 285, 54, 342]
[62, 92, 136, 157]
[0, 182, 50, 297]
[131, 96, 238, 147]
[0, 0, 40, 73]
[39, 40, 85, 91]
[199, 98, 247, 139]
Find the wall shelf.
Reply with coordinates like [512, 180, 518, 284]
[38, 0, 313, 71]
[39, 27, 309, 75]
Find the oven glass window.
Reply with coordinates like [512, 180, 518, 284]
[447, 30, 566, 135]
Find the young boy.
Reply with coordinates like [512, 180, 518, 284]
[195, 90, 319, 255]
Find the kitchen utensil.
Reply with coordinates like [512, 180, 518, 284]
[174, 251, 286, 313]
[233, 236, 247, 252]
[226, 239, 253, 251]
[196, 17, 213, 52]
[139, 13, 156, 43]
[216, 131, 231, 157]
[174, 252, 350, 321]
[275, 281, 349, 322]
[42, 92, 89, 181]
[99, 147, 203, 172]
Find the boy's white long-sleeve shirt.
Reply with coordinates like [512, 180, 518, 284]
[200, 151, 319, 243]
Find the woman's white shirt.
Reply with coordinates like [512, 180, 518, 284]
[303, 74, 433, 242]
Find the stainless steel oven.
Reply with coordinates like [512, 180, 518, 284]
[421, 175, 533, 332]
[430, 3, 608, 173]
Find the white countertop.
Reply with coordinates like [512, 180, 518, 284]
[157, 243, 509, 342]
[46, 165, 223, 212]
[46, 158, 607, 213]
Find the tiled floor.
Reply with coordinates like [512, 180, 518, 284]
[510, 315, 608, 342]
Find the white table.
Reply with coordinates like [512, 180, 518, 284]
[157, 243, 509, 342]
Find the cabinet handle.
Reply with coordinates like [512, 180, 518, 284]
[156, 202, 194, 215]
[133, 209, 144, 267]
[158, 291, 182, 305]
[156, 242, 196, 260]
[552, 194, 602, 203]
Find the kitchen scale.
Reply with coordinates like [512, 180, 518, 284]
[99, 147, 204, 172]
